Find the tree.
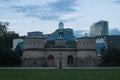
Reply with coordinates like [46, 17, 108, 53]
[0, 34, 21, 66]
[0, 47, 21, 66]
[0, 21, 9, 32]
[100, 46, 106, 57]
[0, 21, 21, 66]
[101, 48, 120, 66]
[2, 33, 19, 48]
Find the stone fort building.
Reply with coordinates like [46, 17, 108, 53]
[22, 22, 98, 67]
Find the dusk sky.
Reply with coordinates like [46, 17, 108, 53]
[0, 0, 120, 36]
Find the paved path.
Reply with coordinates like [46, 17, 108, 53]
[0, 67, 120, 69]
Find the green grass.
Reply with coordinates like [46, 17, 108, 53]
[0, 69, 120, 80]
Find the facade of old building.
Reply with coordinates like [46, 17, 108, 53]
[22, 22, 98, 67]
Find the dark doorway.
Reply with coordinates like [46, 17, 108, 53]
[68, 55, 73, 65]
[47, 55, 54, 67]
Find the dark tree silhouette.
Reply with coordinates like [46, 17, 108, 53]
[0, 21, 21, 66]
[100, 48, 120, 66]
[0, 21, 9, 32]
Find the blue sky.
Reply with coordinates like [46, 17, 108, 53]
[0, 0, 120, 36]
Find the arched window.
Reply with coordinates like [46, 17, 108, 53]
[67, 55, 73, 64]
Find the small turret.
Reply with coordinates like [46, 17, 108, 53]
[59, 22, 64, 29]
[58, 22, 64, 38]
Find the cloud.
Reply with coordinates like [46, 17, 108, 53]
[60, 13, 82, 21]
[74, 28, 90, 38]
[12, 5, 59, 20]
[11, 0, 78, 20]
[114, 0, 120, 3]
[110, 28, 120, 35]
[115, 0, 120, 2]
[0, 19, 17, 23]
[0, 0, 19, 2]
[49, 0, 77, 12]
[74, 30, 83, 38]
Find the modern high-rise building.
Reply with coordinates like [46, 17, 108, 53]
[90, 20, 109, 37]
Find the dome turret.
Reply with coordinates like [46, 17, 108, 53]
[59, 22, 64, 29]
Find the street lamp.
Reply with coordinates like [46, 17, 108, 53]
[59, 53, 62, 69]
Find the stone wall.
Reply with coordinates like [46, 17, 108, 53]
[22, 37, 98, 67]
[45, 49, 76, 67]
[76, 51, 98, 67]
[77, 38, 96, 49]
[24, 38, 44, 49]
[22, 48, 76, 67]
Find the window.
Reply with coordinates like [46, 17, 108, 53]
[26, 43, 28, 45]
[91, 42, 93, 45]
[89, 62, 91, 65]
[33, 61, 36, 65]
[87, 42, 89, 45]
[27, 61, 29, 65]
[34, 42, 36, 45]
[83, 42, 85, 45]
[68, 55, 73, 64]
[79, 42, 81, 45]
[79, 60, 84, 64]
[88, 55, 91, 58]
[37, 43, 39, 45]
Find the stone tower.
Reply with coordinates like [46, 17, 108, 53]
[76, 37, 98, 67]
[22, 37, 45, 67]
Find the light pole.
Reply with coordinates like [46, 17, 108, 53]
[59, 53, 62, 69]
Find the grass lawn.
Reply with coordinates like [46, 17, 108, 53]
[0, 69, 120, 80]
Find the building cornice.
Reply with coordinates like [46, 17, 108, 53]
[23, 48, 96, 51]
